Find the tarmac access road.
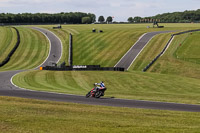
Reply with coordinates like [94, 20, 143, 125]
[115, 31, 174, 70]
[0, 28, 200, 112]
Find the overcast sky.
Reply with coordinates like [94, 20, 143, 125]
[0, 0, 199, 21]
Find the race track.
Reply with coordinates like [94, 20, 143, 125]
[0, 27, 200, 112]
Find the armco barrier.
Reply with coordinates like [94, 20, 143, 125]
[41, 65, 125, 72]
[143, 29, 200, 72]
[0, 27, 20, 67]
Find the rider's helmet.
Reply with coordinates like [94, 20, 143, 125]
[101, 81, 104, 83]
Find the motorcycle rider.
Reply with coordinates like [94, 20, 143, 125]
[93, 81, 106, 92]
[98, 81, 105, 89]
[87, 81, 106, 98]
[91, 83, 98, 96]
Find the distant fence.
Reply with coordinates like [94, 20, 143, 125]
[143, 29, 200, 72]
[41, 65, 125, 72]
[0, 27, 20, 67]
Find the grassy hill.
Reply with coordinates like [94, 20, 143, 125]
[142, 31, 200, 79]
[40, 24, 171, 66]
[39, 23, 200, 67]
[11, 23, 200, 104]
[0, 27, 49, 71]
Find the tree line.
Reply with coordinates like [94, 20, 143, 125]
[82, 15, 114, 24]
[0, 12, 96, 24]
[128, 9, 200, 23]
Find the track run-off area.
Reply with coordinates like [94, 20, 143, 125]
[0, 27, 200, 112]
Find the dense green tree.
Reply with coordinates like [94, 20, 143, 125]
[133, 16, 142, 23]
[106, 16, 113, 23]
[127, 17, 133, 23]
[87, 13, 96, 23]
[98, 16, 105, 23]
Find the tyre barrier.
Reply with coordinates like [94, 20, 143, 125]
[69, 33, 73, 66]
[0, 27, 20, 67]
[143, 29, 200, 72]
[40, 65, 125, 72]
[53, 25, 62, 29]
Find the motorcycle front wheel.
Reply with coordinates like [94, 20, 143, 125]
[86, 92, 91, 98]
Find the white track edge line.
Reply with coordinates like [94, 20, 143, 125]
[32, 28, 52, 68]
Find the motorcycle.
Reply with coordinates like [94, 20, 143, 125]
[86, 86, 106, 98]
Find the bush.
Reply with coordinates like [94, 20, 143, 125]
[82, 17, 92, 24]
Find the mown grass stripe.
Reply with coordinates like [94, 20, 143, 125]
[55, 72, 77, 91]
[74, 30, 121, 65]
[23, 29, 48, 69]
[61, 72, 84, 91]
[33, 70, 58, 91]
[73, 34, 104, 64]
[87, 31, 126, 66]
[27, 31, 44, 68]
[45, 71, 69, 92]
[10, 28, 34, 70]
[17, 70, 49, 90]
[32, 71, 55, 90]
[0, 27, 17, 63]
[1, 28, 29, 70]
[75, 33, 103, 52]
[16, 29, 37, 69]
[0, 28, 12, 53]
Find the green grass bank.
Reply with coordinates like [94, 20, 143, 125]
[0, 96, 200, 133]
[0, 27, 49, 71]
[0, 27, 17, 63]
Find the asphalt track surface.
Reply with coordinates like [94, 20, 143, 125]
[0, 28, 200, 112]
[115, 31, 174, 70]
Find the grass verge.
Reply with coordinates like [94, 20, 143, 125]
[0, 96, 200, 133]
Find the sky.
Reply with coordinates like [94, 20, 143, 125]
[0, 0, 199, 21]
